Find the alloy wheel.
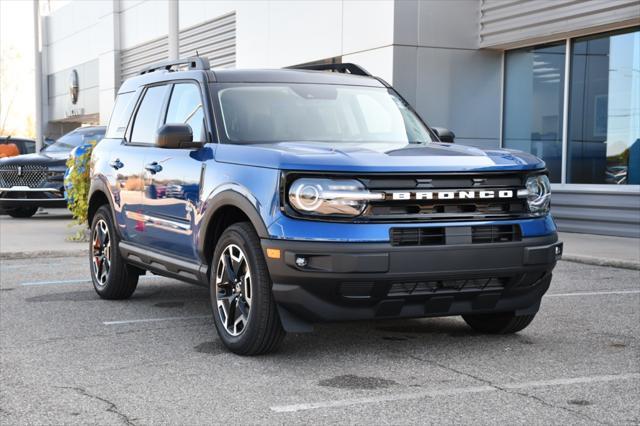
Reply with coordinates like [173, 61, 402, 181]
[91, 219, 112, 286]
[215, 244, 252, 336]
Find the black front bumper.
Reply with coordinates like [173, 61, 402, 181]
[262, 234, 562, 327]
[0, 189, 66, 211]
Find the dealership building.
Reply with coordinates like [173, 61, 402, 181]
[39, 0, 639, 237]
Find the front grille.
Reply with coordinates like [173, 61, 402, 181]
[0, 165, 48, 188]
[390, 227, 446, 246]
[390, 224, 521, 246]
[388, 277, 508, 296]
[472, 225, 522, 243]
[362, 172, 529, 222]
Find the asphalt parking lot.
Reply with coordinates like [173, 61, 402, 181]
[0, 253, 638, 425]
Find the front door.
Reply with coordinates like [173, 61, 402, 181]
[140, 82, 209, 259]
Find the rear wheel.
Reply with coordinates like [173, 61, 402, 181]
[462, 312, 536, 334]
[210, 222, 285, 355]
[7, 207, 38, 218]
[90, 205, 139, 299]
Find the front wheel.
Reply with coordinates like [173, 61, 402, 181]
[210, 222, 285, 355]
[90, 205, 139, 299]
[7, 207, 38, 218]
[462, 312, 537, 334]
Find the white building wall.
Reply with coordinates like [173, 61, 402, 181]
[45, 0, 119, 126]
[178, 0, 395, 76]
[45, 0, 398, 127]
[392, 0, 502, 149]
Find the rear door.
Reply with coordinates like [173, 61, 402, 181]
[139, 82, 209, 259]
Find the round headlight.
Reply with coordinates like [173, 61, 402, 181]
[293, 182, 323, 211]
[524, 174, 551, 214]
[288, 178, 382, 217]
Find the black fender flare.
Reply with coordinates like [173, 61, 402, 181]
[88, 177, 119, 233]
[197, 189, 270, 263]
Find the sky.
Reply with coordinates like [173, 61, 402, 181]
[0, 0, 35, 137]
[0, 0, 69, 137]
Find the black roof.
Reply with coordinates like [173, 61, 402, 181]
[212, 68, 384, 86]
[119, 67, 385, 93]
[0, 136, 35, 142]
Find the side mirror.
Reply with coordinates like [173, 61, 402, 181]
[41, 138, 54, 151]
[155, 124, 200, 149]
[432, 127, 455, 143]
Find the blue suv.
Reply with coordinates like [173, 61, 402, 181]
[89, 58, 562, 355]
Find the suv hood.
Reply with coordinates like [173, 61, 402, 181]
[215, 141, 545, 172]
[0, 151, 68, 168]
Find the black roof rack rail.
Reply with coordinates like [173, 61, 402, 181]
[287, 63, 371, 77]
[139, 56, 210, 75]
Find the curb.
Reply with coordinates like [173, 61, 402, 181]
[560, 255, 640, 271]
[2, 250, 638, 270]
[0, 249, 87, 260]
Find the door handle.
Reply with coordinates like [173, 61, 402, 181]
[144, 162, 163, 174]
[109, 159, 124, 170]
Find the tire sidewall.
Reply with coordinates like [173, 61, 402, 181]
[8, 207, 38, 218]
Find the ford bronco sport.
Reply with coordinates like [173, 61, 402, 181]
[89, 58, 562, 355]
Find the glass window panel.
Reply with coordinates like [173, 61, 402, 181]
[568, 28, 640, 184]
[503, 43, 566, 182]
[130, 85, 169, 144]
[165, 84, 206, 142]
[106, 91, 136, 139]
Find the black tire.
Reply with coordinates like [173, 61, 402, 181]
[90, 205, 139, 299]
[7, 207, 38, 218]
[462, 312, 536, 334]
[210, 222, 285, 355]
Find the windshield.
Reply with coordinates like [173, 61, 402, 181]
[44, 128, 105, 153]
[216, 84, 433, 145]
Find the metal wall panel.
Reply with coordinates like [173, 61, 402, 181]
[120, 36, 169, 83]
[551, 188, 640, 238]
[179, 12, 236, 68]
[120, 12, 236, 83]
[480, 0, 640, 48]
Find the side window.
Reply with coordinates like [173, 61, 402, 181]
[165, 83, 206, 142]
[105, 92, 136, 139]
[130, 85, 169, 144]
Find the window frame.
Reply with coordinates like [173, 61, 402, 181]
[124, 78, 214, 147]
[500, 25, 640, 190]
[126, 83, 172, 147]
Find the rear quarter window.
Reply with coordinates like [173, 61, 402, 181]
[106, 92, 137, 139]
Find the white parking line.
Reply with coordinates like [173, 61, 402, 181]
[270, 373, 640, 413]
[102, 315, 210, 325]
[547, 290, 640, 297]
[20, 275, 161, 286]
[21, 278, 91, 286]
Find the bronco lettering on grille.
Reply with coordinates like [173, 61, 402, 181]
[390, 190, 514, 201]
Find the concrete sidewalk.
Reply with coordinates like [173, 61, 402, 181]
[1, 208, 639, 270]
[0, 208, 87, 259]
[559, 231, 640, 270]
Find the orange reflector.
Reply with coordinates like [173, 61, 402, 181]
[266, 248, 281, 259]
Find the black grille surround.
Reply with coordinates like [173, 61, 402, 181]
[0, 165, 49, 188]
[282, 170, 546, 223]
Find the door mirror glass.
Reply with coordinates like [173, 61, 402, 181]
[432, 127, 455, 143]
[155, 124, 199, 149]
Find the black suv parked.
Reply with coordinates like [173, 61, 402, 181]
[0, 126, 105, 218]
